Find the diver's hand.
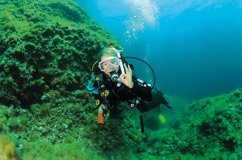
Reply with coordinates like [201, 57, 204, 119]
[119, 63, 134, 88]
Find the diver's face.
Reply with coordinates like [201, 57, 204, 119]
[99, 56, 119, 76]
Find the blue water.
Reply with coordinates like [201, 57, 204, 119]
[78, 0, 242, 99]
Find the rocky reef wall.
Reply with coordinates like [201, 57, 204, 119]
[0, 0, 119, 108]
[0, 0, 241, 160]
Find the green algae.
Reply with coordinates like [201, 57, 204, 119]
[0, 0, 119, 107]
[1, 89, 241, 159]
[0, 0, 241, 159]
[144, 88, 242, 160]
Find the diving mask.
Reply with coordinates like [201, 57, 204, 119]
[98, 56, 119, 72]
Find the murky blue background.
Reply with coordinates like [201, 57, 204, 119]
[78, 0, 242, 99]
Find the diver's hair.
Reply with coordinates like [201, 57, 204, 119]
[98, 47, 118, 59]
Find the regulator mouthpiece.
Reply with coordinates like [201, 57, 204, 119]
[110, 71, 119, 82]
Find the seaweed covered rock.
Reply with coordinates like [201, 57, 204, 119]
[145, 88, 242, 159]
[1, 0, 241, 159]
[0, 0, 119, 108]
[182, 88, 242, 158]
[0, 100, 144, 159]
[0, 134, 16, 160]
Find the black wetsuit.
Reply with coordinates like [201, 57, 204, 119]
[93, 72, 170, 116]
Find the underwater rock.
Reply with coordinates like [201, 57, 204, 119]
[174, 88, 241, 159]
[139, 89, 241, 159]
[1, 0, 241, 159]
[0, 0, 119, 108]
[0, 134, 16, 160]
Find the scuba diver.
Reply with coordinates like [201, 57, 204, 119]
[86, 46, 172, 132]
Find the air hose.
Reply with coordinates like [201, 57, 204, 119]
[124, 56, 156, 89]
